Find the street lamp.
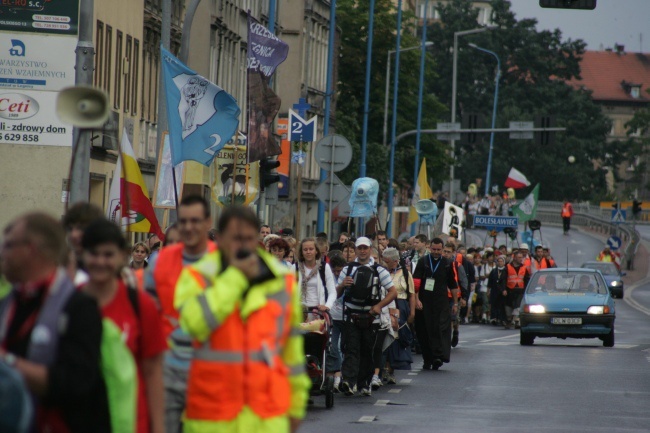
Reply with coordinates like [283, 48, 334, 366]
[383, 42, 433, 147]
[449, 26, 496, 202]
[468, 42, 501, 197]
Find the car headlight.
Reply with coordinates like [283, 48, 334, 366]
[587, 306, 611, 314]
[524, 304, 546, 314]
[610, 281, 621, 287]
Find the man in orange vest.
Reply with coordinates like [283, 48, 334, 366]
[175, 206, 310, 433]
[531, 245, 556, 273]
[144, 195, 217, 433]
[561, 199, 574, 235]
[503, 251, 531, 329]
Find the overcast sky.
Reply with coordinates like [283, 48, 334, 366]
[508, 0, 649, 52]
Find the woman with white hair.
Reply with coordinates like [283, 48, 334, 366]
[382, 247, 415, 383]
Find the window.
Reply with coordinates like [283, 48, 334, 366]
[132, 39, 139, 115]
[124, 35, 132, 113]
[95, 21, 104, 87]
[105, 25, 112, 93]
[631, 86, 641, 99]
[114, 30, 123, 109]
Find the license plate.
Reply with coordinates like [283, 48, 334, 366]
[551, 317, 582, 325]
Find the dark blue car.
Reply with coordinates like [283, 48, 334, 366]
[581, 261, 625, 298]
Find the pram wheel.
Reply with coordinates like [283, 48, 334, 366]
[325, 376, 335, 409]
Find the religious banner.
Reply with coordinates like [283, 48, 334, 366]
[246, 14, 289, 163]
[211, 145, 260, 207]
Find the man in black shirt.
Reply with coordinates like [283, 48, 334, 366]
[0, 212, 110, 433]
[412, 238, 459, 370]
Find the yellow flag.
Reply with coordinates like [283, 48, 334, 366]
[408, 159, 434, 225]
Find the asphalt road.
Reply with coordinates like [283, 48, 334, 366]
[302, 226, 650, 433]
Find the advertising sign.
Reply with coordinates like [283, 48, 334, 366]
[0, 89, 72, 146]
[0, 0, 80, 35]
[276, 117, 290, 198]
[0, 33, 76, 90]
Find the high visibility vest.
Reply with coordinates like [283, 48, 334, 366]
[185, 273, 297, 421]
[532, 257, 551, 272]
[523, 256, 532, 273]
[153, 242, 216, 337]
[506, 263, 527, 289]
[561, 203, 572, 218]
[597, 252, 613, 263]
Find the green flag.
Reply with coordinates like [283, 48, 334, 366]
[512, 184, 540, 222]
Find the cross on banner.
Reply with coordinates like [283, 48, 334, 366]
[293, 98, 311, 118]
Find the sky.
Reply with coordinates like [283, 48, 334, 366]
[508, 0, 650, 52]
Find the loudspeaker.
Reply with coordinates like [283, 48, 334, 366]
[415, 199, 437, 225]
[56, 86, 110, 128]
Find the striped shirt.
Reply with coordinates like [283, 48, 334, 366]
[337, 258, 394, 318]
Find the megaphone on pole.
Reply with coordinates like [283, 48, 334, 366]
[56, 85, 110, 128]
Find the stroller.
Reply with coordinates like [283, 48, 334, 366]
[301, 308, 335, 409]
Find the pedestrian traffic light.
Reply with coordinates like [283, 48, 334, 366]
[612, 202, 619, 210]
[539, 0, 596, 10]
[535, 116, 556, 146]
[259, 158, 281, 191]
[633, 200, 643, 215]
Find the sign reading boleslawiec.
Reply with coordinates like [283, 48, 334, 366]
[473, 215, 519, 229]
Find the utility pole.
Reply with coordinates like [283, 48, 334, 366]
[155, 0, 172, 161]
[69, 0, 95, 203]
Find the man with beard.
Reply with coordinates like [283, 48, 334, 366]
[412, 238, 459, 370]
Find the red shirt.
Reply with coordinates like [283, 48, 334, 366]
[101, 281, 167, 433]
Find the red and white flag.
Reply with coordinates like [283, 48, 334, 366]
[504, 167, 531, 189]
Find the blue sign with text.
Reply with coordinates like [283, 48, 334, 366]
[473, 215, 519, 229]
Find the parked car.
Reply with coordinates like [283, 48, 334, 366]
[519, 268, 615, 347]
[581, 261, 625, 298]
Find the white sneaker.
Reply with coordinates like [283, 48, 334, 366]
[361, 387, 372, 396]
[333, 376, 341, 393]
[370, 375, 382, 390]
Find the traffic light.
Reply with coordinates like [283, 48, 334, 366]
[612, 202, 619, 210]
[461, 112, 484, 145]
[633, 200, 643, 216]
[539, 0, 596, 10]
[535, 115, 556, 146]
[259, 158, 281, 191]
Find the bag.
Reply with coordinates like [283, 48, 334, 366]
[397, 322, 414, 348]
[388, 308, 400, 332]
[101, 283, 142, 433]
[0, 361, 33, 433]
[351, 313, 375, 329]
[344, 263, 380, 308]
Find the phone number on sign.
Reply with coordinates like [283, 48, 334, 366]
[3, 133, 39, 142]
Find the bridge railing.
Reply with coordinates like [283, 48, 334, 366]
[534, 209, 640, 270]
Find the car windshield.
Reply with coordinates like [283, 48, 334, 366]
[582, 263, 618, 276]
[526, 272, 608, 295]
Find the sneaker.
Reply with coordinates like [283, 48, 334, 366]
[333, 376, 341, 393]
[451, 331, 459, 348]
[370, 375, 382, 390]
[361, 387, 372, 396]
[340, 381, 356, 396]
[387, 374, 397, 385]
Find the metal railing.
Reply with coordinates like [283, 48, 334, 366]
[535, 209, 640, 270]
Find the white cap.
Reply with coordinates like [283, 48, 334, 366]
[520, 243, 529, 250]
[355, 237, 372, 247]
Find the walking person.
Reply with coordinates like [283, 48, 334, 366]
[504, 252, 531, 329]
[561, 198, 574, 235]
[488, 256, 507, 325]
[412, 238, 459, 370]
[174, 206, 310, 433]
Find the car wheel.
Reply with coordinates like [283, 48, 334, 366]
[520, 332, 534, 346]
[603, 325, 615, 347]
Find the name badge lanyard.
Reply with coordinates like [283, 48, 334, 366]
[428, 256, 441, 279]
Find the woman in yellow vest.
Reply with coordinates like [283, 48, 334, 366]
[174, 206, 310, 433]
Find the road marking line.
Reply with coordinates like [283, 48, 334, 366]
[407, 372, 418, 375]
[358, 416, 376, 423]
[480, 334, 519, 343]
[400, 379, 412, 384]
[478, 341, 517, 346]
[614, 344, 638, 349]
[388, 389, 402, 393]
[624, 275, 650, 316]
[375, 400, 389, 406]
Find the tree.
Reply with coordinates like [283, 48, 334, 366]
[426, 0, 612, 201]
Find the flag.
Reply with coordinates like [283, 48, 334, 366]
[161, 47, 240, 167]
[408, 159, 434, 225]
[246, 14, 289, 163]
[504, 167, 531, 189]
[511, 183, 540, 222]
[107, 129, 165, 240]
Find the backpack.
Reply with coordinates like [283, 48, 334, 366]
[344, 263, 381, 308]
[101, 285, 141, 433]
[0, 361, 33, 433]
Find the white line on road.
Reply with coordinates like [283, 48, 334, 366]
[407, 372, 418, 375]
[375, 400, 389, 406]
[358, 416, 376, 423]
[400, 379, 412, 384]
[624, 275, 650, 316]
[480, 334, 519, 343]
[388, 389, 402, 393]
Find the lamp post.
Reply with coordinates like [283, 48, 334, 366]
[360, 0, 376, 179]
[383, 42, 433, 147]
[449, 27, 495, 202]
[468, 43, 501, 197]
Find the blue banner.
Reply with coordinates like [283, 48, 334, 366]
[161, 47, 240, 167]
[473, 215, 519, 229]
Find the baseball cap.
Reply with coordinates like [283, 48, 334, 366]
[355, 237, 372, 248]
[520, 243, 529, 250]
